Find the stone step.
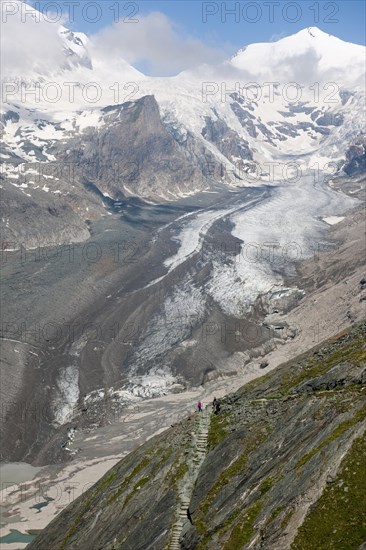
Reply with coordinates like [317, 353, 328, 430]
[169, 413, 212, 549]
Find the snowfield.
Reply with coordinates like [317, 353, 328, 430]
[1, 19, 365, 187]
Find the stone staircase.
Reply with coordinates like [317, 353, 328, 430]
[168, 408, 211, 549]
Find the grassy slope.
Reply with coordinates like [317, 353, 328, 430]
[292, 434, 366, 550]
[189, 321, 366, 549]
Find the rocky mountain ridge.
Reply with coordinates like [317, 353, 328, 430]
[1, 20, 365, 247]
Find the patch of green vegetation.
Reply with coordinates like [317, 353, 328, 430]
[123, 476, 150, 507]
[107, 456, 151, 505]
[222, 499, 264, 549]
[242, 371, 273, 392]
[279, 338, 366, 395]
[156, 448, 173, 466]
[281, 508, 294, 530]
[109, 448, 173, 509]
[258, 476, 274, 496]
[268, 505, 284, 524]
[199, 478, 275, 550]
[194, 520, 207, 541]
[212, 508, 241, 542]
[166, 460, 188, 489]
[195, 449, 249, 536]
[330, 383, 365, 393]
[207, 411, 229, 450]
[198, 497, 265, 550]
[198, 503, 257, 550]
[296, 405, 366, 469]
[292, 434, 366, 550]
[196, 422, 271, 535]
[61, 470, 117, 549]
[312, 392, 359, 422]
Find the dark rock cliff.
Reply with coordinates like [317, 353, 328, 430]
[57, 95, 223, 202]
[1, 95, 224, 249]
[27, 321, 366, 549]
[342, 136, 366, 177]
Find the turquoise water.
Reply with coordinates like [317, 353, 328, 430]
[0, 529, 35, 544]
[0, 462, 43, 488]
[30, 496, 54, 512]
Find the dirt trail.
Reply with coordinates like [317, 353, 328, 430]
[169, 407, 211, 549]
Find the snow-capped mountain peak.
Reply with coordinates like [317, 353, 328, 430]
[1, 16, 365, 207]
[230, 27, 365, 87]
[58, 27, 92, 71]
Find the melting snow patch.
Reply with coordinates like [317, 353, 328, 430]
[52, 364, 79, 426]
[322, 216, 345, 225]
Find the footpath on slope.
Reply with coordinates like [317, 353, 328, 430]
[168, 407, 211, 549]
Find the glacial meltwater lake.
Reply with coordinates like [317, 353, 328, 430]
[0, 462, 44, 489]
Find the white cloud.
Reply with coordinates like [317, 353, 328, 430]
[0, 0, 67, 78]
[89, 12, 228, 76]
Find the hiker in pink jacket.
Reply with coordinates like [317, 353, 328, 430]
[197, 401, 203, 412]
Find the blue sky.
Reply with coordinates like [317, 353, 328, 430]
[19, 0, 365, 76]
[32, 0, 366, 48]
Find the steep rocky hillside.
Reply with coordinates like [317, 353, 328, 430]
[27, 321, 366, 550]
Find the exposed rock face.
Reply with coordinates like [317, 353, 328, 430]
[342, 136, 366, 176]
[0, 181, 92, 249]
[1, 110, 20, 124]
[230, 99, 258, 138]
[1, 95, 226, 248]
[202, 116, 253, 171]
[1, 85, 364, 249]
[58, 96, 222, 201]
[27, 321, 366, 550]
